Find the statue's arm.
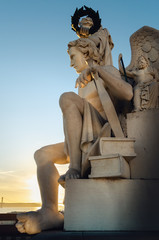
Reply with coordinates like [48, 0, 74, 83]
[75, 65, 133, 101]
[95, 66, 133, 101]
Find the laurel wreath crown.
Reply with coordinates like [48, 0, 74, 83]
[71, 6, 101, 37]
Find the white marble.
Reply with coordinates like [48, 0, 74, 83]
[64, 179, 159, 231]
[99, 137, 136, 161]
[89, 154, 130, 179]
[127, 109, 159, 179]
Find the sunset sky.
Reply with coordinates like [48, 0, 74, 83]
[0, 0, 159, 204]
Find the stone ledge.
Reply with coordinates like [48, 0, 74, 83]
[64, 179, 159, 231]
[31, 230, 159, 240]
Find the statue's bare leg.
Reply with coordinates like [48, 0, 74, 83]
[59, 92, 84, 180]
[16, 142, 68, 234]
[16, 92, 84, 233]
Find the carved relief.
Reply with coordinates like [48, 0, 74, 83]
[119, 26, 159, 111]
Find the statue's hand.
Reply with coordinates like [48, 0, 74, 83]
[90, 66, 101, 79]
[118, 53, 123, 61]
[75, 68, 92, 88]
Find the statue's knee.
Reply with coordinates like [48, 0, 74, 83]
[34, 148, 47, 166]
[34, 149, 41, 164]
[59, 92, 76, 111]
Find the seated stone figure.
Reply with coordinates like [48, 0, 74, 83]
[16, 27, 133, 234]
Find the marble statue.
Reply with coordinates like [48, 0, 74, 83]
[16, 7, 133, 234]
[63, 26, 159, 232]
[16, 7, 159, 235]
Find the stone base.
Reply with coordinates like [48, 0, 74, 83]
[127, 110, 159, 179]
[64, 179, 159, 231]
[32, 230, 159, 240]
[88, 154, 130, 179]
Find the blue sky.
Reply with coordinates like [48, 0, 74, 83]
[0, 0, 159, 202]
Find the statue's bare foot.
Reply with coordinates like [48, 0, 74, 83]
[65, 168, 81, 180]
[58, 168, 81, 188]
[16, 207, 64, 235]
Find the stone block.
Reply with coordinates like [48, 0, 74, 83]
[88, 154, 130, 179]
[99, 137, 136, 161]
[64, 179, 159, 231]
[127, 110, 159, 179]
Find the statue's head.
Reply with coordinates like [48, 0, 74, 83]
[68, 46, 88, 73]
[137, 55, 149, 70]
[79, 17, 93, 29]
[68, 38, 102, 73]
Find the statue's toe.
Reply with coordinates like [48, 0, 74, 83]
[65, 168, 81, 180]
[58, 168, 81, 187]
[16, 222, 26, 233]
[17, 212, 28, 221]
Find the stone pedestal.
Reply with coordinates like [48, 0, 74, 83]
[64, 179, 159, 231]
[127, 109, 159, 179]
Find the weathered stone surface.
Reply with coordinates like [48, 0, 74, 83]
[127, 109, 159, 179]
[88, 154, 130, 179]
[64, 179, 159, 231]
[99, 137, 136, 161]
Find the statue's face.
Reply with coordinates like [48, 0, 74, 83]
[79, 17, 93, 29]
[69, 47, 88, 73]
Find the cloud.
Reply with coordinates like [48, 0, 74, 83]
[0, 169, 34, 193]
[0, 171, 14, 174]
[0, 170, 21, 177]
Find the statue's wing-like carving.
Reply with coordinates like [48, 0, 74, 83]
[126, 26, 159, 78]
